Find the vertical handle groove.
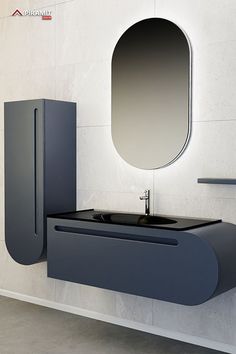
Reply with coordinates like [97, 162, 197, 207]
[34, 108, 38, 237]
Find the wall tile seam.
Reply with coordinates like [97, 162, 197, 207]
[77, 189, 153, 193]
[52, 275, 58, 303]
[200, 39, 236, 46]
[53, 5, 57, 99]
[192, 119, 236, 123]
[152, 170, 155, 213]
[55, 59, 111, 68]
[53, 5, 57, 97]
[54, 3, 58, 72]
[55, 0, 76, 9]
[154, 0, 158, 16]
[77, 125, 111, 128]
[0, 65, 57, 76]
[154, 193, 236, 200]
[151, 298, 155, 325]
[153, 0, 156, 16]
[54, 58, 113, 67]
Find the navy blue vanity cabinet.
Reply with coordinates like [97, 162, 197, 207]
[47, 210, 236, 305]
[4, 99, 76, 265]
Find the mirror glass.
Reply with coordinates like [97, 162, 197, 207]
[112, 18, 191, 169]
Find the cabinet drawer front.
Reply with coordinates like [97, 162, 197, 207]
[47, 221, 218, 305]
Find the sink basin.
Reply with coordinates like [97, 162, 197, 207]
[93, 213, 177, 226]
[50, 209, 222, 231]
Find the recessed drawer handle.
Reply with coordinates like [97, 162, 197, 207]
[34, 108, 38, 237]
[54, 226, 178, 246]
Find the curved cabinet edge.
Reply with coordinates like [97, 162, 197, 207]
[5, 233, 46, 265]
[189, 222, 236, 298]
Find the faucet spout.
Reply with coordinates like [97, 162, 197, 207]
[139, 189, 150, 215]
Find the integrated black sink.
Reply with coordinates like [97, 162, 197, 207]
[50, 209, 221, 231]
[93, 213, 177, 226]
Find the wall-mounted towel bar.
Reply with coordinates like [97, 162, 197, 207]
[198, 178, 236, 185]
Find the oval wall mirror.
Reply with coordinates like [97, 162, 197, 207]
[111, 18, 191, 169]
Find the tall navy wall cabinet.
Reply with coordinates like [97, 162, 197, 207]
[4, 99, 76, 265]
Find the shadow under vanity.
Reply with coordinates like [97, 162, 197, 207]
[4, 18, 236, 307]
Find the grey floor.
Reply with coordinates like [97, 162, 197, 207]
[0, 296, 225, 354]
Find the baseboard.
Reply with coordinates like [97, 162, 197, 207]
[0, 288, 233, 354]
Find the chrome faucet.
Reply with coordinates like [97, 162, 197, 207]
[139, 190, 150, 215]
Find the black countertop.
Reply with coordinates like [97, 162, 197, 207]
[48, 209, 222, 231]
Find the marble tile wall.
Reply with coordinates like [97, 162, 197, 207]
[0, 0, 236, 350]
